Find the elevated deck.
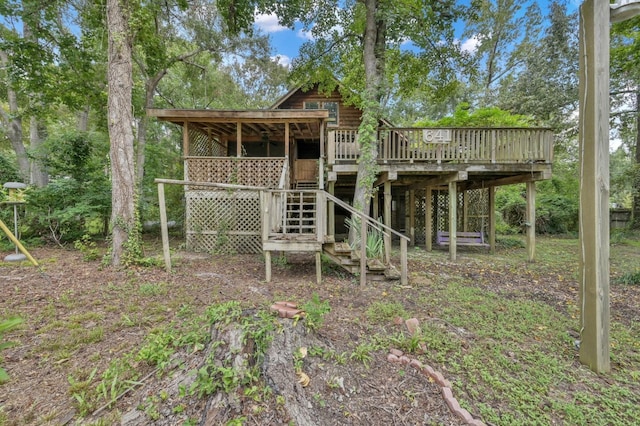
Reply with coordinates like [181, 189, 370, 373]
[326, 127, 553, 189]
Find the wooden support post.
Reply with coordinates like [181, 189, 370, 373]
[526, 181, 536, 262]
[360, 215, 367, 287]
[236, 122, 242, 157]
[285, 122, 290, 159]
[319, 120, 325, 158]
[265, 251, 272, 282]
[183, 122, 190, 156]
[157, 182, 171, 273]
[183, 122, 190, 186]
[425, 187, 433, 251]
[409, 190, 415, 246]
[578, 0, 612, 373]
[315, 251, 322, 285]
[400, 238, 408, 285]
[328, 181, 335, 237]
[372, 190, 379, 220]
[448, 182, 457, 261]
[384, 181, 392, 263]
[489, 186, 496, 254]
[463, 191, 469, 232]
[327, 130, 335, 165]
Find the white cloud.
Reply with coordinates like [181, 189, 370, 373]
[460, 35, 480, 54]
[254, 12, 287, 33]
[297, 27, 314, 41]
[272, 55, 292, 68]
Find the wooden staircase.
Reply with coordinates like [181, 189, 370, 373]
[279, 191, 317, 235]
[261, 189, 408, 286]
[322, 241, 397, 281]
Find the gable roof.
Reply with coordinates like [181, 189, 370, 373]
[269, 82, 395, 127]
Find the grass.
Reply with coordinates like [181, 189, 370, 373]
[398, 236, 640, 425]
[2, 235, 638, 425]
[327, 235, 639, 425]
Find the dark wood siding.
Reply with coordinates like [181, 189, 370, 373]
[277, 86, 362, 128]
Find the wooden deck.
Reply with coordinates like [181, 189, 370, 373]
[327, 127, 554, 165]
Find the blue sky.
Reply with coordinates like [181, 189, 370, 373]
[254, 1, 581, 67]
[254, 11, 481, 67]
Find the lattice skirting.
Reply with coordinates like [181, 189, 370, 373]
[413, 188, 489, 245]
[186, 190, 262, 254]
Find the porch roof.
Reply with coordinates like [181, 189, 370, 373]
[147, 108, 329, 140]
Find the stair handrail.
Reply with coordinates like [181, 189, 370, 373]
[324, 192, 409, 243]
[323, 191, 408, 286]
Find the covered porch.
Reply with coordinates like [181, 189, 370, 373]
[148, 108, 330, 190]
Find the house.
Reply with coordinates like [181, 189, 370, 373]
[148, 84, 554, 284]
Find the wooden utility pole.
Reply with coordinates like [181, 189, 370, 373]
[578, 0, 640, 373]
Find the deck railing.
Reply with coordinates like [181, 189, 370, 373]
[327, 127, 554, 165]
[185, 156, 286, 189]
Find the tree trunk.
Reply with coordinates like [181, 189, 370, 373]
[77, 107, 90, 132]
[632, 88, 640, 229]
[107, 0, 137, 266]
[351, 0, 385, 242]
[0, 51, 30, 182]
[29, 117, 48, 187]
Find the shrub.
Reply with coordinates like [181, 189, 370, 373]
[0, 152, 20, 183]
[23, 177, 111, 244]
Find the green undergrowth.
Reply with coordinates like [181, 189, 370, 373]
[414, 277, 638, 425]
[67, 301, 278, 421]
[347, 278, 639, 425]
[340, 236, 639, 425]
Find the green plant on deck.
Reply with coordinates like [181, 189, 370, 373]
[0, 317, 23, 384]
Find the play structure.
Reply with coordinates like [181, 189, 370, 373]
[1, 182, 38, 266]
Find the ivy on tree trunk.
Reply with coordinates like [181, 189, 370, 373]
[352, 0, 385, 222]
[107, 0, 137, 266]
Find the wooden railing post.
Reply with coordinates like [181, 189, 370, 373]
[400, 238, 408, 285]
[327, 131, 335, 165]
[491, 130, 496, 163]
[158, 182, 171, 273]
[328, 181, 335, 236]
[316, 191, 326, 242]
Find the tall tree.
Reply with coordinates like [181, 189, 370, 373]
[496, 0, 579, 160]
[106, 0, 137, 266]
[463, 0, 543, 106]
[219, 0, 465, 220]
[0, 0, 100, 185]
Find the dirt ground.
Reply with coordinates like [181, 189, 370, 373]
[0, 238, 638, 425]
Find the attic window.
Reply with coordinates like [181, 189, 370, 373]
[304, 101, 339, 126]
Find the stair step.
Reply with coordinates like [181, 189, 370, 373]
[295, 181, 318, 189]
[332, 242, 352, 253]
